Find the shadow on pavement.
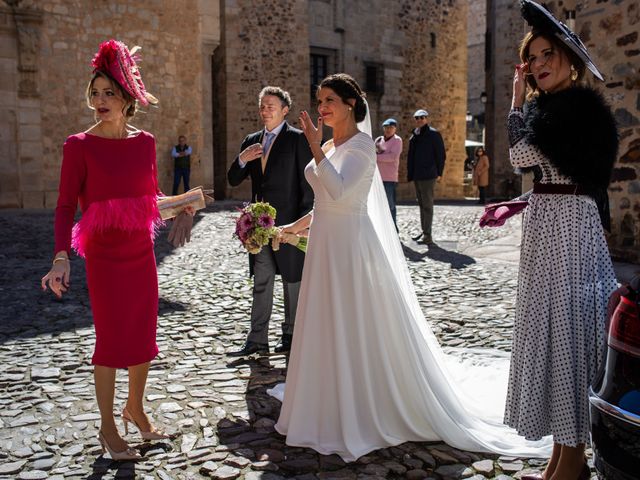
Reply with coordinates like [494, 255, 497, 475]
[0, 208, 208, 343]
[217, 355, 354, 475]
[215, 356, 290, 467]
[87, 456, 139, 479]
[402, 242, 476, 269]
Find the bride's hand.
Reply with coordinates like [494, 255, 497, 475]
[280, 222, 299, 235]
[279, 231, 300, 246]
[299, 111, 323, 146]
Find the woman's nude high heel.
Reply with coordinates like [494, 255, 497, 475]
[97, 430, 142, 461]
[122, 407, 170, 440]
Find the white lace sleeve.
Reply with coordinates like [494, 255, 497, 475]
[316, 146, 372, 201]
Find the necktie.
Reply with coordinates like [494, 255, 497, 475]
[261, 132, 275, 172]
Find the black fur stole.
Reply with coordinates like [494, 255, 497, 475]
[524, 86, 619, 191]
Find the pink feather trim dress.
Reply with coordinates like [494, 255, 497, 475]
[54, 132, 163, 368]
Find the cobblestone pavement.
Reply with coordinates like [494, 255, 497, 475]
[0, 202, 597, 479]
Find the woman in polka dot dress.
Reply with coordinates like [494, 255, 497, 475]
[503, 4, 619, 480]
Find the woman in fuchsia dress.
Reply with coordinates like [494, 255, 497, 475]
[42, 40, 171, 460]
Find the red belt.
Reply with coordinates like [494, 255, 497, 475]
[533, 183, 591, 195]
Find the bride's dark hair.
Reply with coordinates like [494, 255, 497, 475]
[318, 73, 367, 123]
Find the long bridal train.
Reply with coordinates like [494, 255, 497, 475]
[267, 130, 552, 462]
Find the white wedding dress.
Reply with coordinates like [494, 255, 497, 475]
[269, 129, 551, 462]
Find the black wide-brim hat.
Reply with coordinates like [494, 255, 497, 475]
[520, 0, 604, 81]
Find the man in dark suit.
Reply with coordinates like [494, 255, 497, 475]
[407, 109, 446, 245]
[227, 86, 313, 356]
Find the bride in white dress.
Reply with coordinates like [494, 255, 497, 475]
[270, 73, 551, 462]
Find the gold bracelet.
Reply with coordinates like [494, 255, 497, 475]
[52, 257, 69, 265]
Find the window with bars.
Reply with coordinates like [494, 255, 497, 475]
[365, 63, 384, 94]
[310, 53, 328, 92]
[310, 47, 338, 98]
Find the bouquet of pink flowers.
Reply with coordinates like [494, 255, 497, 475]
[234, 202, 307, 254]
[235, 202, 277, 254]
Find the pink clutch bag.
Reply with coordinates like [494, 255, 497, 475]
[479, 200, 528, 228]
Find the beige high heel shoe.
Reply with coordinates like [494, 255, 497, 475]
[122, 407, 170, 440]
[97, 431, 142, 461]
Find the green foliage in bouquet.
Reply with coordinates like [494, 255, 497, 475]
[234, 202, 307, 254]
[235, 202, 278, 255]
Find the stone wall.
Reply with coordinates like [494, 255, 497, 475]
[0, 2, 42, 208]
[1, 0, 469, 209]
[396, 0, 468, 200]
[467, 0, 486, 120]
[578, 0, 640, 262]
[218, 0, 468, 201]
[485, 0, 640, 262]
[306, 0, 468, 201]
[0, 0, 219, 208]
[484, 0, 525, 200]
[216, 0, 311, 200]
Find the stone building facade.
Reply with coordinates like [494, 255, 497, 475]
[2, 0, 636, 261]
[217, 0, 469, 201]
[0, 0, 219, 208]
[485, 0, 640, 262]
[467, 0, 486, 138]
[1, 0, 468, 213]
[213, 0, 312, 201]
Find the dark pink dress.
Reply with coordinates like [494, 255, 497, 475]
[54, 132, 162, 368]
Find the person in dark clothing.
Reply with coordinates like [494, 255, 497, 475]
[227, 86, 314, 356]
[172, 135, 192, 195]
[406, 109, 446, 245]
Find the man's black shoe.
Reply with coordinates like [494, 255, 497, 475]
[227, 341, 269, 357]
[417, 234, 436, 246]
[274, 334, 293, 354]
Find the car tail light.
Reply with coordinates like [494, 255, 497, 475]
[608, 295, 640, 358]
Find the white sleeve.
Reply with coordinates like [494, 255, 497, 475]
[316, 146, 372, 201]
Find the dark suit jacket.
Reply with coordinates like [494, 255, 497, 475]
[407, 124, 446, 181]
[227, 122, 314, 282]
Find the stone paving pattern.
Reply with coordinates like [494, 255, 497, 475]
[0, 202, 598, 479]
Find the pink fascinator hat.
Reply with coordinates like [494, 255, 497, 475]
[91, 39, 158, 106]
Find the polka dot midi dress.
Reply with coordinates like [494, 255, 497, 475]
[503, 109, 618, 447]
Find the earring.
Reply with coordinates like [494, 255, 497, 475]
[570, 65, 578, 82]
[348, 107, 352, 111]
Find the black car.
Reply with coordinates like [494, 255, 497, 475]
[589, 276, 640, 480]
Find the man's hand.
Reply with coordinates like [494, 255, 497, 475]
[239, 143, 263, 163]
